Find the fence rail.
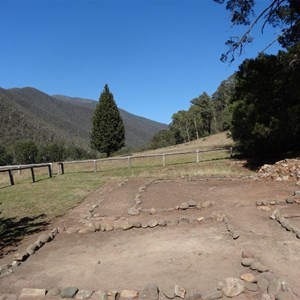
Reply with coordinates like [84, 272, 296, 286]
[0, 146, 233, 186]
[0, 163, 53, 186]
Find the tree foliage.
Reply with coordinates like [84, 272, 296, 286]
[230, 44, 300, 155]
[0, 146, 13, 166]
[214, 0, 300, 62]
[90, 85, 125, 157]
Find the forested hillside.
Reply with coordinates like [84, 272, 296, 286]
[0, 87, 167, 151]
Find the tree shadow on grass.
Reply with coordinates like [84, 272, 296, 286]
[0, 214, 49, 258]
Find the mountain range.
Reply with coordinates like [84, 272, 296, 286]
[0, 87, 167, 150]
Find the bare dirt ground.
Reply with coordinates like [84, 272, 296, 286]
[0, 176, 300, 298]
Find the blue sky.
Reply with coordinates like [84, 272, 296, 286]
[1, 0, 282, 124]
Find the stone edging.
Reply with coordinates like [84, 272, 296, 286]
[0, 228, 59, 278]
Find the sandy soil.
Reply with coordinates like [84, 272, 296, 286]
[0, 177, 299, 298]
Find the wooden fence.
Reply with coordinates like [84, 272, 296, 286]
[57, 146, 233, 174]
[0, 163, 53, 186]
[0, 146, 232, 186]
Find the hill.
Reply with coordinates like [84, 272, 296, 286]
[0, 87, 167, 150]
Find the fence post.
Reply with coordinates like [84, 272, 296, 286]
[93, 160, 97, 173]
[196, 150, 200, 163]
[18, 166, 21, 175]
[8, 170, 15, 186]
[162, 154, 166, 167]
[58, 163, 64, 175]
[230, 147, 233, 158]
[128, 156, 132, 168]
[30, 167, 35, 183]
[48, 164, 53, 178]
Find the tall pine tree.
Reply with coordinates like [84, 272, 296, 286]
[90, 85, 125, 157]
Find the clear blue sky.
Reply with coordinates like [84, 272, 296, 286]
[1, 0, 282, 124]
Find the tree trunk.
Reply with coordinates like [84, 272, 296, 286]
[193, 117, 199, 140]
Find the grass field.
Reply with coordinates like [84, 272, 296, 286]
[0, 132, 248, 252]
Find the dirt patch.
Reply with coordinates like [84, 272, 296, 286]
[0, 177, 300, 297]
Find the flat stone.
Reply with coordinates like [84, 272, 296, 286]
[270, 200, 277, 205]
[162, 287, 175, 299]
[76, 290, 94, 299]
[221, 278, 244, 297]
[294, 190, 300, 196]
[187, 200, 197, 207]
[139, 284, 159, 300]
[106, 224, 114, 231]
[66, 228, 79, 234]
[149, 208, 157, 215]
[60, 287, 79, 298]
[14, 252, 28, 262]
[38, 234, 51, 243]
[148, 220, 158, 228]
[244, 281, 258, 292]
[19, 288, 46, 299]
[26, 244, 37, 255]
[122, 221, 134, 230]
[268, 278, 281, 296]
[202, 200, 213, 208]
[275, 291, 296, 300]
[240, 273, 257, 283]
[120, 290, 138, 299]
[128, 207, 140, 216]
[47, 287, 61, 296]
[202, 290, 222, 300]
[0, 295, 17, 300]
[241, 258, 254, 267]
[256, 200, 263, 206]
[286, 198, 294, 204]
[226, 224, 235, 232]
[158, 220, 167, 226]
[179, 202, 189, 210]
[11, 261, 20, 269]
[107, 290, 119, 300]
[257, 264, 269, 272]
[186, 291, 202, 300]
[174, 285, 185, 299]
[250, 261, 261, 270]
[231, 231, 240, 239]
[257, 277, 269, 291]
[91, 290, 108, 300]
[34, 239, 43, 248]
[133, 221, 141, 228]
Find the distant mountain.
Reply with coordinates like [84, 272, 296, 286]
[0, 87, 167, 150]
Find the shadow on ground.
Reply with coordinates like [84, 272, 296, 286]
[0, 214, 49, 258]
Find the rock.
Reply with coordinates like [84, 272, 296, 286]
[60, 287, 79, 298]
[257, 277, 269, 291]
[268, 278, 281, 296]
[286, 198, 294, 204]
[128, 207, 140, 216]
[258, 206, 271, 212]
[293, 190, 300, 196]
[240, 273, 257, 283]
[47, 287, 61, 296]
[76, 290, 94, 299]
[281, 282, 291, 292]
[241, 251, 255, 259]
[187, 200, 197, 207]
[66, 228, 79, 234]
[34, 239, 43, 248]
[139, 186, 146, 192]
[196, 202, 202, 210]
[94, 222, 101, 231]
[13, 252, 28, 262]
[259, 294, 273, 300]
[270, 210, 281, 220]
[244, 282, 258, 292]
[150, 208, 157, 215]
[275, 291, 296, 300]
[270, 200, 277, 205]
[91, 290, 108, 300]
[122, 221, 134, 230]
[107, 290, 119, 300]
[38, 234, 51, 243]
[202, 200, 213, 208]
[250, 261, 261, 270]
[186, 291, 202, 300]
[231, 231, 240, 239]
[11, 261, 20, 269]
[139, 284, 159, 300]
[19, 288, 46, 299]
[202, 290, 222, 300]
[221, 278, 245, 298]
[197, 217, 204, 222]
[167, 219, 179, 226]
[256, 200, 263, 206]
[158, 220, 167, 226]
[161, 287, 175, 299]
[88, 224, 97, 232]
[148, 220, 158, 228]
[262, 200, 269, 206]
[241, 258, 254, 267]
[174, 285, 185, 299]
[78, 228, 90, 234]
[179, 202, 189, 210]
[0, 265, 12, 277]
[257, 263, 269, 272]
[106, 224, 114, 231]
[120, 290, 139, 299]
[26, 244, 38, 255]
[133, 221, 141, 228]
